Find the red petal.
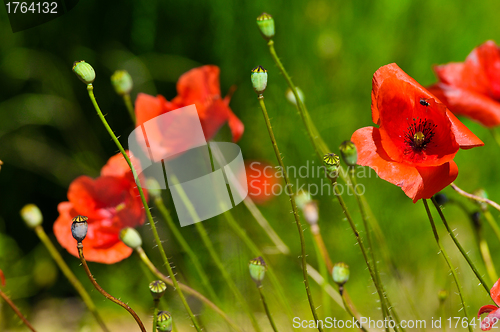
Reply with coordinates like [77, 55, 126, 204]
[352, 127, 458, 202]
[479, 305, 499, 317]
[101, 151, 142, 178]
[244, 161, 280, 204]
[228, 110, 244, 142]
[135, 93, 167, 128]
[479, 307, 500, 331]
[0, 269, 5, 287]
[429, 83, 500, 128]
[176, 65, 222, 104]
[491, 279, 500, 306]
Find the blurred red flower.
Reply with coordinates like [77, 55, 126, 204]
[428, 41, 500, 128]
[135, 65, 244, 159]
[478, 278, 500, 330]
[0, 269, 5, 287]
[244, 161, 280, 204]
[351, 63, 483, 202]
[53, 152, 147, 264]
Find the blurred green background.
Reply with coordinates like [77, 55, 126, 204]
[2, 0, 500, 330]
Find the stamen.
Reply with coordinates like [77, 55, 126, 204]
[404, 118, 437, 153]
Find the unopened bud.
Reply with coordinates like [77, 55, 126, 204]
[156, 311, 173, 332]
[20, 204, 43, 228]
[72, 61, 95, 85]
[111, 70, 133, 96]
[339, 141, 358, 167]
[332, 262, 349, 286]
[294, 190, 312, 210]
[286, 87, 305, 106]
[249, 256, 267, 286]
[251, 66, 268, 95]
[120, 227, 143, 249]
[71, 215, 88, 243]
[149, 280, 167, 300]
[438, 289, 448, 303]
[256, 13, 275, 40]
[433, 193, 448, 206]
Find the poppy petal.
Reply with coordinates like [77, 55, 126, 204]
[176, 65, 222, 103]
[352, 127, 458, 202]
[429, 83, 500, 128]
[481, 308, 500, 331]
[491, 278, 500, 306]
[0, 269, 5, 287]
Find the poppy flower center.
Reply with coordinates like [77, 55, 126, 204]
[404, 118, 437, 153]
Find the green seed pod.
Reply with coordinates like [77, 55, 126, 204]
[20, 204, 43, 228]
[339, 140, 358, 167]
[251, 66, 268, 95]
[71, 215, 88, 243]
[149, 280, 167, 300]
[249, 256, 267, 285]
[438, 289, 448, 303]
[156, 311, 173, 332]
[323, 153, 340, 174]
[72, 61, 95, 84]
[294, 190, 312, 210]
[119, 227, 143, 249]
[111, 70, 133, 96]
[145, 178, 162, 199]
[256, 12, 275, 40]
[286, 87, 305, 106]
[332, 262, 349, 286]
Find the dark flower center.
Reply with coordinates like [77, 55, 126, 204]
[404, 118, 437, 153]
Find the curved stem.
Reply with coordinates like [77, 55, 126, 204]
[136, 247, 243, 332]
[450, 183, 500, 213]
[257, 95, 322, 331]
[258, 287, 278, 332]
[33, 226, 109, 332]
[0, 288, 37, 332]
[341, 290, 368, 332]
[431, 197, 491, 295]
[154, 196, 219, 303]
[123, 94, 136, 123]
[86, 84, 201, 331]
[422, 199, 472, 332]
[77, 243, 146, 332]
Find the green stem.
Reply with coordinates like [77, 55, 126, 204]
[258, 287, 278, 332]
[169, 174, 261, 332]
[490, 128, 500, 148]
[136, 247, 243, 332]
[341, 291, 368, 332]
[0, 288, 37, 332]
[86, 84, 201, 331]
[450, 183, 500, 213]
[431, 197, 491, 295]
[153, 299, 159, 332]
[77, 243, 146, 332]
[422, 199, 472, 332]
[483, 210, 500, 245]
[311, 226, 331, 317]
[257, 95, 322, 331]
[123, 94, 136, 123]
[33, 226, 109, 332]
[153, 196, 219, 303]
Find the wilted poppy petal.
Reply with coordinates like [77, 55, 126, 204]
[429, 83, 500, 128]
[352, 127, 457, 203]
[481, 307, 500, 331]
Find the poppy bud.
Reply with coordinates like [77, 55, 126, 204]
[332, 262, 349, 286]
[249, 256, 267, 286]
[472, 188, 488, 211]
[471, 211, 482, 228]
[156, 311, 173, 332]
[323, 153, 340, 174]
[433, 193, 448, 206]
[72, 61, 95, 85]
[438, 289, 448, 303]
[294, 190, 312, 210]
[149, 280, 167, 300]
[20, 204, 43, 228]
[302, 201, 319, 226]
[251, 66, 268, 95]
[256, 13, 275, 40]
[111, 70, 133, 96]
[71, 215, 88, 243]
[145, 178, 162, 199]
[120, 227, 143, 249]
[286, 87, 305, 106]
[339, 141, 358, 167]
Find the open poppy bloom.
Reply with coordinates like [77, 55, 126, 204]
[53, 152, 147, 264]
[428, 41, 500, 128]
[244, 161, 280, 204]
[351, 63, 483, 202]
[134, 65, 244, 160]
[478, 278, 500, 330]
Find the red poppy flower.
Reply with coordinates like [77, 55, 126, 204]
[53, 152, 147, 264]
[428, 41, 500, 128]
[135, 65, 244, 160]
[351, 63, 483, 203]
[244, 161, 280, 204]
[478, 278, 500, 330]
